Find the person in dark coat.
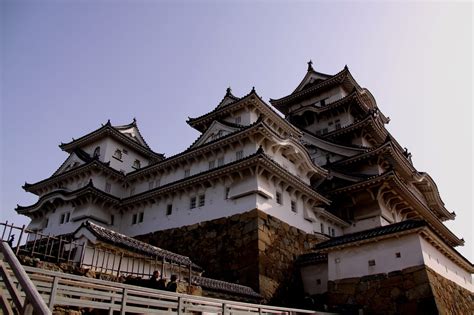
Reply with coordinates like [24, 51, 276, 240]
[166, 275, 178, 292]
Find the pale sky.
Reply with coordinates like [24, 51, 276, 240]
[1, 1, 472, 261]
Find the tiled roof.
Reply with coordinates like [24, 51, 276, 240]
[82, 221, 201, 269]
[192, 276, 262, 299]
[314, 220, 426, 250]
[296, 253, 328, 266]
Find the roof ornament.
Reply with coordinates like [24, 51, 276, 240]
[307, 60, 314, 72]
[257, 145, 264, 154]
[132, 117, 137, 124]
[226, 87, 232, 96]
[251, 86, 256, 93]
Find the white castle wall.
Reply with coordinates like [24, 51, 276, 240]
[419, 237, 473, 291]
[327, 234, 424, 281]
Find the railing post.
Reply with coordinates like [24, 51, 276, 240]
[15, 225, 26, 256]
[177, 296, 183, 315]
[116, 253, 123, 277]
[222, 303, 228, 315]
[48, 276, 59, 309]
[1, 221, 8, 240]
[120, 288, 128, 315]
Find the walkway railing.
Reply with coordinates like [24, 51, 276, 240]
[0, 240, 51, 315]
[5, 264, 329, 314]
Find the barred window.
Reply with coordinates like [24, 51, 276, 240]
[198, 194, 205, 207]
[190, 197, 196, 209]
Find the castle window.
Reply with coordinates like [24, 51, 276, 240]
[276, 192, 282, 205]
[149, 181, 154, 190]
[113, 149, 122, 161]
[122, 149, 128, 154]
[133, 160, 141, 169]
[65, 212, 70, 223]
[190, 197, 196, 209]
[60, 214, 65, 224]
[217, 157, 225, 166]
[166, 204, 172, 216]
[184, 169, 190, 178]
[291, 200, 297, 212]
[235, 116, 241, 124]
[130, 187, 135, 196]
[209, 160, 215, 170]
[105, 182, 111, 193]
[335, 119, 341, 129]
[320, 223, 324, 233]
[156, 178, 161, 187]
[132, 214, 137, 225]
[395, 252, 401, 258]
[44, 218, 49, 228]
[93, 146, 100, 158]
[225, 187, 230, 199]
[368, 260, 376, 266]
[138, 212, 144, 223]
[236, 150, 243, 160]
[198, 194, 205, 207]
[320, 99, 326, 107]
[110, 215, 115, 225]
[328, 226, 331, 235]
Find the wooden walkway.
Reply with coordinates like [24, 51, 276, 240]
[2, 264, 338, 314]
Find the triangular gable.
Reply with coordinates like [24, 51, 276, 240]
[293, 70, 332, 94]
[189, 120, 242, 149]
[114, 123, 149, 149]
[53, 152, 88, 176]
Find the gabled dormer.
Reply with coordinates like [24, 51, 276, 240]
[188, 120, 244, 149]
[53, 148, 94, 176]
[187, 87, 301, 139]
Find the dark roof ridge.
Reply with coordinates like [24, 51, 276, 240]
[23, 159, 123, 192]
[16, 183, 120, 213]
[314, 220, 426, 250]
[79, 221, 200, 268]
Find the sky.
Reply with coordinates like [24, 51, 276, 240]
[1, 1, 472, 261]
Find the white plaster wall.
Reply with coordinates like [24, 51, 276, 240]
[300, 263, 328, 295]
[327, 234, 424, 280]
[419, 237, 473, 291]
[102, 138, 149, 174]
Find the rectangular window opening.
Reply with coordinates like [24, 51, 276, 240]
[217, 157, 224, 167]
[132, 214, 137, 225]
[368, 259, 376, 266]
[105, 182, 112, 193]
[198, 194, 205, 207]
[225, 187, 230, 199]
[190, 197, 196, 209]
[208, 160, 215, 170]
[138, 212, 144, 223]
[236, 150, 243, 160]
[276, 192, 282, 205]
[110, 215, 115, 225]
[291, 200, 297, 212]
[395, 252, 401, 258]
[166, 204, 173, 216]
[184, 169, 190, 178]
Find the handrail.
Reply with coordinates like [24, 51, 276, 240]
[0, 241, 51, 315]
[20, 265, 330, 314]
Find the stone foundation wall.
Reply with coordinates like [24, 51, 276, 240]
[426, 267, 473, 315]
[327, 265, 473, 315]
[136, 209, 320, 303]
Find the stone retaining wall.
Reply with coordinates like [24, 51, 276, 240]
[327, 265, 473, 314]
[136, 209, 320, 304]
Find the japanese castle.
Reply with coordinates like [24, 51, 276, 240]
[16, 62, 473, 312]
